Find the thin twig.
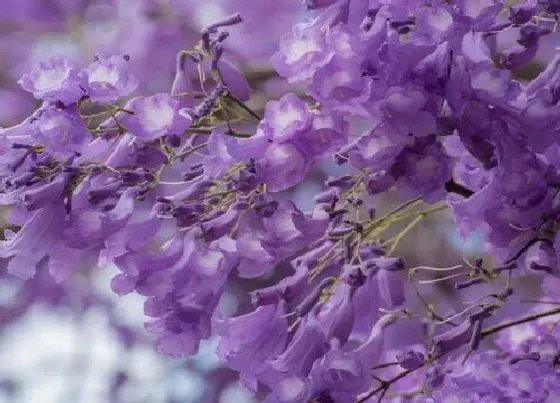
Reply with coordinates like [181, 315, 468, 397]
[226, 93, 262, 121]
[481, 307, 560, 338]
[186, 127, 252, 138]
[356, 307, 560, 402]
[176, 142, 208, 161]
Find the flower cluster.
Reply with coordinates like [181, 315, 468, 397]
[0, 0, 301, 125]
[6, 1, 560, 402]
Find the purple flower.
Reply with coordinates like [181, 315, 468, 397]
[262, 200, 328, 254]
[501, 44, 538, 70]
[8, 6, 560, 402]
[429, 350, 560, 401]
[0, 205, 64, 279]
[254, 93, 347, 192]
[216, 302, 288, 389]
[376, 268, 406, 308]
[261, 93, 310, 142]
[204, 130, 268, 176]
[310, 56, 372, 115]
[272, 20, 331, 83]
[393, 138, 452, 203]
[123, 93, 191, 140]
[111, 234, 185, 297]
[235, 229, 276, 278]
[397, 350, 425, 370]
[306, 110, 348, 156]
[443, 135, 491, 192]
[257, 142, 309, 192]
[79, 55, 139, 103]
[234, 200, 327, 278]
[261, 312, 328, 401]
[469, 63, 520, 101]
[272, 3, 353, 83]
[308, 340, 370, 402]
[260, 93, 348, 157]
[317, 284, 355, 344]
[216, 59, 252, 101]
[31, 105, 88, 154]
[348, 129, 403, 171]
[62, 187, 138, 249]
[349, 266, 382, 341]
[143, 233, 237, 357]
[22, 175, 66, 211]
[170, 52, 195, 107]
[461, 31, 492, 65]
[353, 313, 397, 364]
[18, 56, 84, 105]
[378, 87, 437, 143]
[104, 218, 160, 261]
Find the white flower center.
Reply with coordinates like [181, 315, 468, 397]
[34, 68, 67, 91]
[272, 105, 305, 137]
[89, 65, 120, 86]
[285, 34, 321, 64]
[142, 102, 174, 132]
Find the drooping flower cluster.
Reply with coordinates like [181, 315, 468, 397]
[6, 1, 560, 402]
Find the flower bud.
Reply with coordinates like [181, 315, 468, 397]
[397, 350, 425, 370]
[172, 203, 204, 227]
[525, 240, 557, 274]
[326, 174, 354, 189]
[455, 277, 484, 290]
[328, 226, 354, 238]
[183, 166, 205, 182]
[314, 188, 339, 204]
[340, 264, 366, 287]
[170, 52, 193, 106]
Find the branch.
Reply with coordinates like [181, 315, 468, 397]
[503, 236, 544, 265]
[186, 127, 252, 138]
[225, 93, 262, 121]
[481, 307, 560, 339]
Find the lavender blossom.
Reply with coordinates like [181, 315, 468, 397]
[18, 56, 84, 105]
[79, 55, 139, 103]
[123, 93, 191, 140]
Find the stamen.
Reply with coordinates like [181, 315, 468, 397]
[411, 264, 463, 273]
[417, 272, 467, 285]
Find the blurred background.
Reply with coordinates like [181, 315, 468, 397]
[0, 1, 555, 402]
